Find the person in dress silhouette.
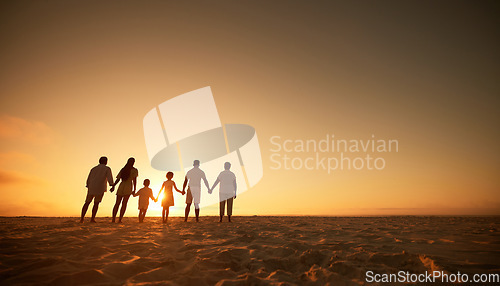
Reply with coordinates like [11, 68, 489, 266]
[156, 172, 184, 223]
[110, 157, 138, 223]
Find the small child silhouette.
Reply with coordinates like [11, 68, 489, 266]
[157, 172, 184, 223]
[132, 179, 156, 223]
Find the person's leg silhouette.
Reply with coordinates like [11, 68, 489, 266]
[184, 203, 191, 221]
[112, 196, 123, 222]
[80, 201, 91, 223]
[219, 200, 226, 222]
[227, 198, 233, 222]
[90, 202, 100, 223]
[118, 195, 130, 223]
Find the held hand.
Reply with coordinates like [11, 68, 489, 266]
[182, 191, 186, 195]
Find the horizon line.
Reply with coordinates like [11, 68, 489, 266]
[2, 214, 499, 218]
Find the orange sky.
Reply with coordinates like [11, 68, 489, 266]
[0, 1, 498, 216]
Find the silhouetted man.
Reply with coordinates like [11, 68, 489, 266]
[183, 160, 210, 222]
[80, 156, 114, 223]
[210, 162, 237, 222]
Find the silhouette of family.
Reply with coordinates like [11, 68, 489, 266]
[80, 157, 237, 223]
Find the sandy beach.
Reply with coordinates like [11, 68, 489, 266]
[0, 216, 498, 285]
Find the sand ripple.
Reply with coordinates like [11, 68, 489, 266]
[0, 216, 498, 285]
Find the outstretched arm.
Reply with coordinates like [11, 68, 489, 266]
[106, 168, 114, 187]
[210, 178, 220, 194]
[110, 177, 120, 192]
[111, 172, 121, 187]
[182, 176, 188, 192]
[156, 185, 164, 201]
[202, 175, 210, 192]
[173, 182, 183, 194]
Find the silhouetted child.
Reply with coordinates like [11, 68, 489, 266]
[157, 172, 184, 223]
[132, 179, 156, 223]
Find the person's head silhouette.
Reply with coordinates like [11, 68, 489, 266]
[143, 179, 150, 187]
[120, 157, 135, 181]
[99, 156, 108, 165]
[193, 160, 200, 167]
[166, 171, 174, 179]
[224, 162, 231, 170]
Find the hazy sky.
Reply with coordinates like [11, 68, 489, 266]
[0, 1, 498, 216]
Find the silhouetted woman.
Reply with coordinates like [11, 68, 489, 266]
[110, 157, 138, 223]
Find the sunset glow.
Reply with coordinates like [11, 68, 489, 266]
[0, 1, 498, 217]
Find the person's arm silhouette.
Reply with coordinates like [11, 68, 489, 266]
[86, 169, 91, 188]
[132, 173, 137, 193]
[106, 168, 114, 190]
[110, 170, 121, 192]
[173, 181, 183, 194]
[202, 173, 210, 193]
[210, 178, 220, 195]
[233, 177, 237, 199]
[110, 178, 119, 193]
[182, 176, 188, 195]
[149, 189, 156, 203]
[156, 183, 164, 202]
